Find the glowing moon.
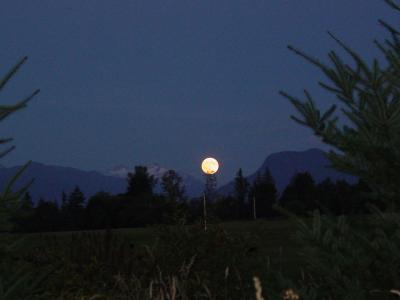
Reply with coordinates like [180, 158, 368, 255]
[201, 157, 219, 174]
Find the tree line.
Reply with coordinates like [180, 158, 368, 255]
[10, 165, 372, 232]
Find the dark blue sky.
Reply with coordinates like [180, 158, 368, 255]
[0, 1, 397, 183]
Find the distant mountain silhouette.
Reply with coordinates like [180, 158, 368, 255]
[218, 148, 356, 196]
[0, 162, 204, 204]
[0, 162, 126, 204]
[105, 164, 204, 198]
[0, 149, 356, 204]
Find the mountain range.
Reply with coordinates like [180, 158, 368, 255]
[104, 165, 204, 197]
[0, 148, 356, 204]
[0, 163, 204, 204]
[218, 148, 356, 196]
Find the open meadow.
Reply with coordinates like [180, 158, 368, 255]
[23, 218, 302, 275]
[2, 219, 304, 299]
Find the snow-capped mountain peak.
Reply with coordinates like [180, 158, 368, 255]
[106, 164, 170, 179]
[105, 164, 204, 197]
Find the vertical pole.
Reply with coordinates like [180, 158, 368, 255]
[253, 196, 257, 220]
[203, 192, 207, 231]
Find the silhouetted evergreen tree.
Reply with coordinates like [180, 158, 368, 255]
[234, 168, 249, 219]
[61, 190, 67, 209]
[20, 192, 34, 210]
[85, 191, 113, 229]
[161, 170, 186, 223]
[275, 3, 400, 294]
[281, 5, 400, 210]
[12, 192, 34, 231]
[249, 169, 277, 218]
[126, 166, 156, 198]
[161, 170, 185, 202]
[279, 172, 317, 215]
[122, 166, 157, 227]
[62, 186, 85, 230]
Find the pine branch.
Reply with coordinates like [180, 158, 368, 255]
[0, 56, 27, 92]
[384, 0, 400, 11]
[327, 31, 373, 82]
[0, 89, 40, 122]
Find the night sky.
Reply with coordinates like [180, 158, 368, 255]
[0, 1, 397, 183]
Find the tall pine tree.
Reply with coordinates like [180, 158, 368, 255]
[280, 1, 400, 209]
[249, 169, 277, 218]
[273, 1, 400, 298]
[62, 186, 85, 230]
[279, 172, 317, 215]
[161, 169, 186, 223]
[126, 166, 156, 198]
[234, 168, 249, 219]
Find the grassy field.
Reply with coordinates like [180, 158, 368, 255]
[28, 218, 303, 276]
[3, 214, 396, 299]
[5, 218, 301, 267]
[0, 218, 305, 299]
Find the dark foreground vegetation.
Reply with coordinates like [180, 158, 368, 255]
[3, 213, 400, 299]
[2, 0, 400, 298]
[2, 220, 299, 299]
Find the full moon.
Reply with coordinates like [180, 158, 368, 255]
[201, 157, 219, 174]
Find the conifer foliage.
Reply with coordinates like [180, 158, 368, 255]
[276, 0, 400, 298]
[280, 0, 400, 209]
[234, 168, 249, 219]
[249, 169, 277, 218]
[0, 57, 46, 300]
[0, 57, 39, 231]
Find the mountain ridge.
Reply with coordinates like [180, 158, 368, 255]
[0, 162, 204, 203]
[0, 148, 357, 204]
[218, 148, 356, 195]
